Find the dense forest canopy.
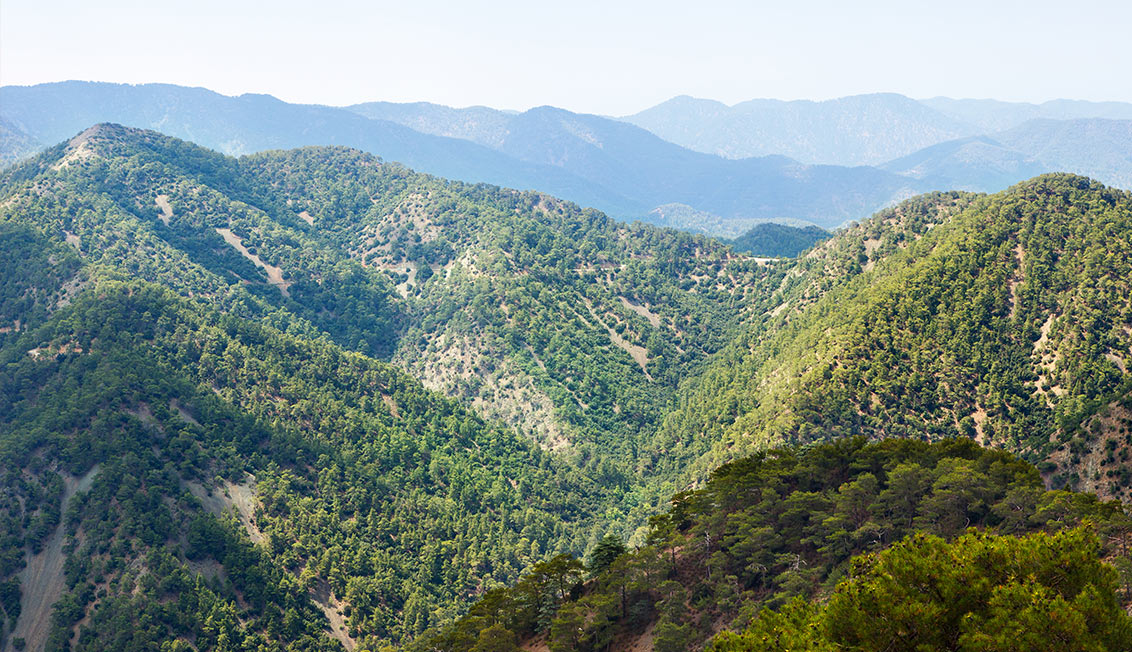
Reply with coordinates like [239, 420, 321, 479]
[1, 125, 1130, 651]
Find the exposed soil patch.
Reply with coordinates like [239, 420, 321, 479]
[188, 476, 264, 545]
[971, 404, 988, 445]
[155, 195, 173, 226]
[215, 228, 292, 297]
[52, 273, 91, 310]
[311, 579, 356, 651]
[298, 210, 314, 226]
[585, 299, 652, 381]
[169, 399, 200, 426]
[619, 296, 662, 328]
[63, 230, 80, 250]
[11, 466, 100, 652]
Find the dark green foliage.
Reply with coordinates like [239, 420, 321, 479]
[0, 279, 607, 648]
[587, 535, 627, 576]
[729, 223, 829, 257]
[424, 437, 1132, 652]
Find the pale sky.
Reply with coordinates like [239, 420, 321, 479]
[2, 0, 1130, 115]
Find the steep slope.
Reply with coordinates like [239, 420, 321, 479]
[0, 117, 40, 168]
[661, 175, 1132, 495]
[237, 145, 765, 476]
[622, 93, 979, 165]
[0, 123, 765, 545]
[0, 253, 608, 650]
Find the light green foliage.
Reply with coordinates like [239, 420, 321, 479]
[715, 527, 1132, 652]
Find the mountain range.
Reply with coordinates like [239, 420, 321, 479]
[1, 123, 1131, 650]
[4, 83, 1131, 237]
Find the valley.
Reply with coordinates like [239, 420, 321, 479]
[0, 124, 1130, 651]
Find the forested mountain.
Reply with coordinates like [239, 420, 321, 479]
[659, 174, 1132, 500]
[728, 223, 830, 258]
[3, 124, 1132, 651]
[414, 437, 1132, 652]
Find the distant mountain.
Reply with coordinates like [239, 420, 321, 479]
[0, 82, 924, 230]
[881, 135, 1047, 191]
[921, 97, 1132, 132]
[350, 101, 923, 229]
[0, 81, 645, 216]
[884, 119, 1132, 191]
[621, 93, 980, 165]
[349, 100, 513, 148]
[994, 118, 1132, 189]
[0, 116, 39, 166]
[729, 222, 830, 257]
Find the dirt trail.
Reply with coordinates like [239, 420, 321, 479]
[10, 466, 100, 652]
[188, 476, 264, 545]
[215, 228, 292, 297]
[155, 195, 173, 226]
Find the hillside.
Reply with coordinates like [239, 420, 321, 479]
[880, 135, 1046, 191]
[0, 258, 611, 649]
[413, 437, 1132, 652]
[729, 223, 830, 258]
[659, 174, 1132, 499]
[3, 125, 1132, 651]
[885, 120, 1132, 192]
[994, 118, 1132, 189]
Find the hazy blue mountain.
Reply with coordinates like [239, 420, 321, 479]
[994, 118, 1132, 189]
[0, 81, 645, 216]
[348, 101, 513, 148]
[1, 82, 924, 230]
[881, 135, 1047, 191]
[0, 116, 39, 166]
[621, 93, 980, 165]
[884, 119, 1132, 192]
[921, 97, 1132, 132]
[348, 101, 924, 228]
